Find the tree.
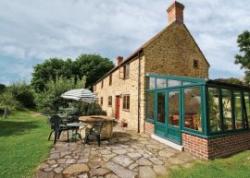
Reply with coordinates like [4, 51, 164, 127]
[0, 91, 20, 118]
[35, 77, 85, 114]
[75, 54, 114, 88]
[0, 83, 5, 94]
[235, 31, 250, 84]
[31, 58, 65, 92]
[8, 82, 36, 108]
[31, 54, 114, 92]
[214, 78, 243, 85]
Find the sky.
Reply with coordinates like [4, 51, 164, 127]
[0, 0, 250, 85]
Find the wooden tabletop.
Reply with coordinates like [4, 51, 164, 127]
[79, 115, 115, 122]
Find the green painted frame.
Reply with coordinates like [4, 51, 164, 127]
[145, 73, 250, 141]
[145, 73, 207, 142]
[206, 82, 250, 136]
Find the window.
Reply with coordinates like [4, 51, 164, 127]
[108, 96, 112, 106]
[146, 92, 154, 121]
[123, 64, 130, 79]
[168, 91, 180, 127]
[208, 88, 221, 132]
[222, 89, 233, 130]
[193, 59, 199, 69]
[109, 75, 112, 86]
[101, 80, 104, 88]
[157, 92, 165, 123]
[100, 97, 103, 106]
[234, 91, 243, 129]
[184, 87, 202, 131]
[123, 95, 130, 110]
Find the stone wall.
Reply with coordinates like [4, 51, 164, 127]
[94, 56, 146, 132]
[183, 131, 250, 159]
[144, 23, 209, 78]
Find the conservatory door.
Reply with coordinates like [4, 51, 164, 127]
[166, 89, 182, 144]
[155, 92, 167, 138]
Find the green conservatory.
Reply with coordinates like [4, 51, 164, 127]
[145, 73, 250, 156]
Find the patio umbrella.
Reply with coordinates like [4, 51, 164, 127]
[61, 89, 96, 103]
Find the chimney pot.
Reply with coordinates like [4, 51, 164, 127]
[167, 1, 185, 24]
[116, 56, 123, 66]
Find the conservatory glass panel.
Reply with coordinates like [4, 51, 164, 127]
[184, 87, 202, 131]
[168, 80, 181, 87]
[146, 92, 154, 121]
[183, 81, 193, 86]
[208, 88, 222, 132]
[156, 78, 167, 89]
[234, 91, 243, 129]
[168, 91, 180, 127]
[149, 77, 155, 90]
[222, 89, 233, 130]
[157, 93, 165, 123]
[244, 92, 250, 127]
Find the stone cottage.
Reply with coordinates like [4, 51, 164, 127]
[93, 1, 250, 159]
[94, 1, 209, 131]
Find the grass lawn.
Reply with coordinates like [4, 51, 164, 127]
[167, 150, 250, 178]
[0, 111, 52, 178]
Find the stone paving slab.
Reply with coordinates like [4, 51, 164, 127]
[35, 128, 197, 178]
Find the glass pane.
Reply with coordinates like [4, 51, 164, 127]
[234, 91, 243, 129]
[149, 77, 155, 89]
[157, 93, 165, 123]
[156, 78, 167, 89]
[244, 92, 250, 127]
[208, 88, 221, 132]
[183, 81, 193, 85]
[168, 91, 180, 127]
[168, 80, 181, 87]
[222, 89, 233, 130]
[184, 87, 202, 131]
[146, 92, 154, 120]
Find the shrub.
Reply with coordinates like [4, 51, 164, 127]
[0, 91, 21, 118]
[35, 77, 85, 114]
[74, 102, 106, 116]
[8, 82, 36, 109]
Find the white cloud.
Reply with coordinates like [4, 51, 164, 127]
[0, 0, 250, 84]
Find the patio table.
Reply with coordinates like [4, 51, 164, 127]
[79, 115, 117, 139]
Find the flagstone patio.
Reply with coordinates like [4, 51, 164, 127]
[35, 128, 197, 178]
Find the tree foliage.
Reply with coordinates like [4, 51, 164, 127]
[235, 31, 250, 83]
[8, 82, 36, 108]
[0, 84, 5, 94]
[214, 78, 244, 85]
[31, 54, 114, 92]
[35, 77, 85, 114]
[0, 91, 21, 118]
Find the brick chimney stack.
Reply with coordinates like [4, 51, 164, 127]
[167, 1, 185, 24]
[116, 56, 123, 66]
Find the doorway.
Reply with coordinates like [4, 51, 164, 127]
[115, 96, 121, 120]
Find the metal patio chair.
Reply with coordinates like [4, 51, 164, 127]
[84, 121, 104, 147]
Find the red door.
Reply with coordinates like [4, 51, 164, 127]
[115, 96, 120, 119]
